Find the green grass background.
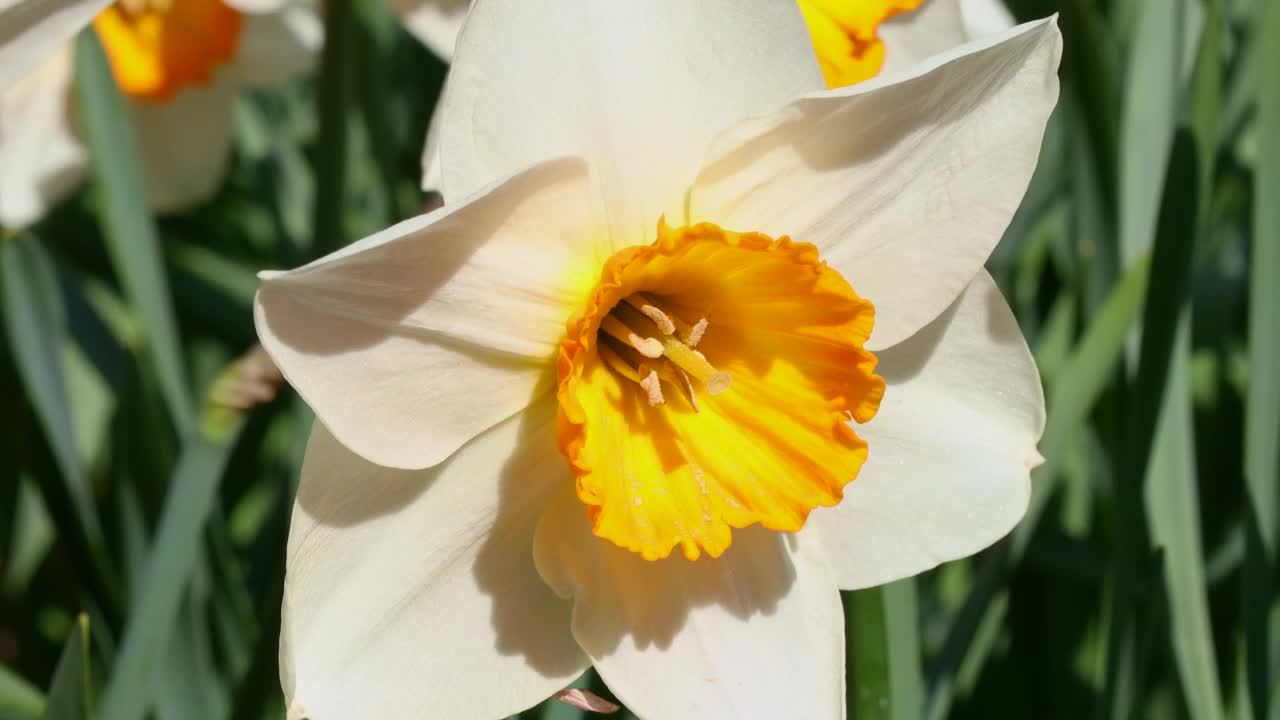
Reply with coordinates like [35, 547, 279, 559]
[1, 0, 1276, 717]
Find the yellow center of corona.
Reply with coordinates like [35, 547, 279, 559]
[556, 221, 886, 561]
[798, 0, 926, 88]
[93, 0, 243, 101]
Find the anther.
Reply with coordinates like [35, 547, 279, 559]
[624, 294, 675, 336]
[601, 314, 663, 358]
[637, 364, 666, 407]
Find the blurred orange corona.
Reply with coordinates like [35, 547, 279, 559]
[798, 0, 925, 87]
[93, 0, 242, 100]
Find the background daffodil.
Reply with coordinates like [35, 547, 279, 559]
[0, 0, 319, 227]
[255, 1, 1061, 718]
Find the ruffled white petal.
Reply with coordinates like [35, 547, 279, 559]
[534, 490, 845, 720]
[388, 0, 467, 61]
[0, 43, 84, 226]
[0, 0, 109, 92]
[282, 398, 588, 720]
[804, 271, 1045, 590]
[255, 157, 598, 470]
[879, 0, 968, 76]
[230, 6, 321, 88]
[690, 17, 1061, 351]
[437, 0, 822, 247]
[128, 77, 236, 213]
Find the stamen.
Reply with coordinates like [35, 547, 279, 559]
[637, 363, 666, 407]
[659, 362, 700, 412]
[601, 314, 663, 358]
[659, 334, 731, 395]
[598, 343, 642, 383]
[683, 317, 709, 347]
[623, 294, 675, 335]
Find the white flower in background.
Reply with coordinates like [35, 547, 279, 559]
[386, 0, 466, 61]
[0, 0, 320, 227]
[418, 0, 1018, 193]
[256, 1, 1059, 718]
[0, 0, 111, 92]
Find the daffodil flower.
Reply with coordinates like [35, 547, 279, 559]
[419, 0, 1017, 193]
[256, 1, 1060, 717]
[0, 0, 318, 227]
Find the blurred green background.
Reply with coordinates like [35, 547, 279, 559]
[1, 0, 1276, 718]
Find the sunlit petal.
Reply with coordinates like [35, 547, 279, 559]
[804, 271, 1045, 589]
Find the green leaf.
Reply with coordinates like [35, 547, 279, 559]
[42, 614, 92, 720]
[1118, 0, 1188, 265]
[96, 423, 245, 720]
[0, 665, 45, 720]
[1, 235, 102, 548]
[73, 30, 195, 435]
[1242, 0, 1280, 714]
[847, 580, 922, 720]
[312, 0, 354, 255]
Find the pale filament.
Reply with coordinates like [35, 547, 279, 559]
[600, 294, 730, 408]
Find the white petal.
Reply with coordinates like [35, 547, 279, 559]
[437, 0, 822, 247]
[961, 0, 1016, 38]
[282, 397, 589, 720]
[129, 78, 236, 213]
[230, 7, 321, 88]
[0, 0, 110, 92]
[255, 157, 597, 470]
[879, 0, 967, 76]
[388, 0, 467, 61]
[420, 91, 443, 191]
[805, 271, 1045, 590]
[690, 18, 1061, 351]
[0, 42, 84, 226]
[222, 0, 289, 15]
[535, 491, 845, 720]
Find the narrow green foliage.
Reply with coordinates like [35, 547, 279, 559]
[43, 615, 93, 720]
[72, 31, 195, 435]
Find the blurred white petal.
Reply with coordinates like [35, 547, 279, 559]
[805, 271, 1045, 589]
[690, 18, 1062, 350]
[129, 76, 236, 213]
[0, 43, 84, 226]
[879, 0, 968, 75]
[388, 0, 466, 61]
[961, 0, 1016, 37]
[231, 5, 320, 87]
[535, 490, 845, 720]
[255, 158, 598, 470]
[0, 0, 110, 92]
[437, 0, 822, 246]
[282, 398, 588, 720]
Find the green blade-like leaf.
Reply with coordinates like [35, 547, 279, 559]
[1118, 0, 1188, 265]
[847, 579, 922, 720]
[1243, 0, 1280, 714]
[42, 614, 92, 720]
[0, 235, 105, 552]
[97, 423, 245, 720]
[0, 665, 45, 720]
[72, 30, 195, 435]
